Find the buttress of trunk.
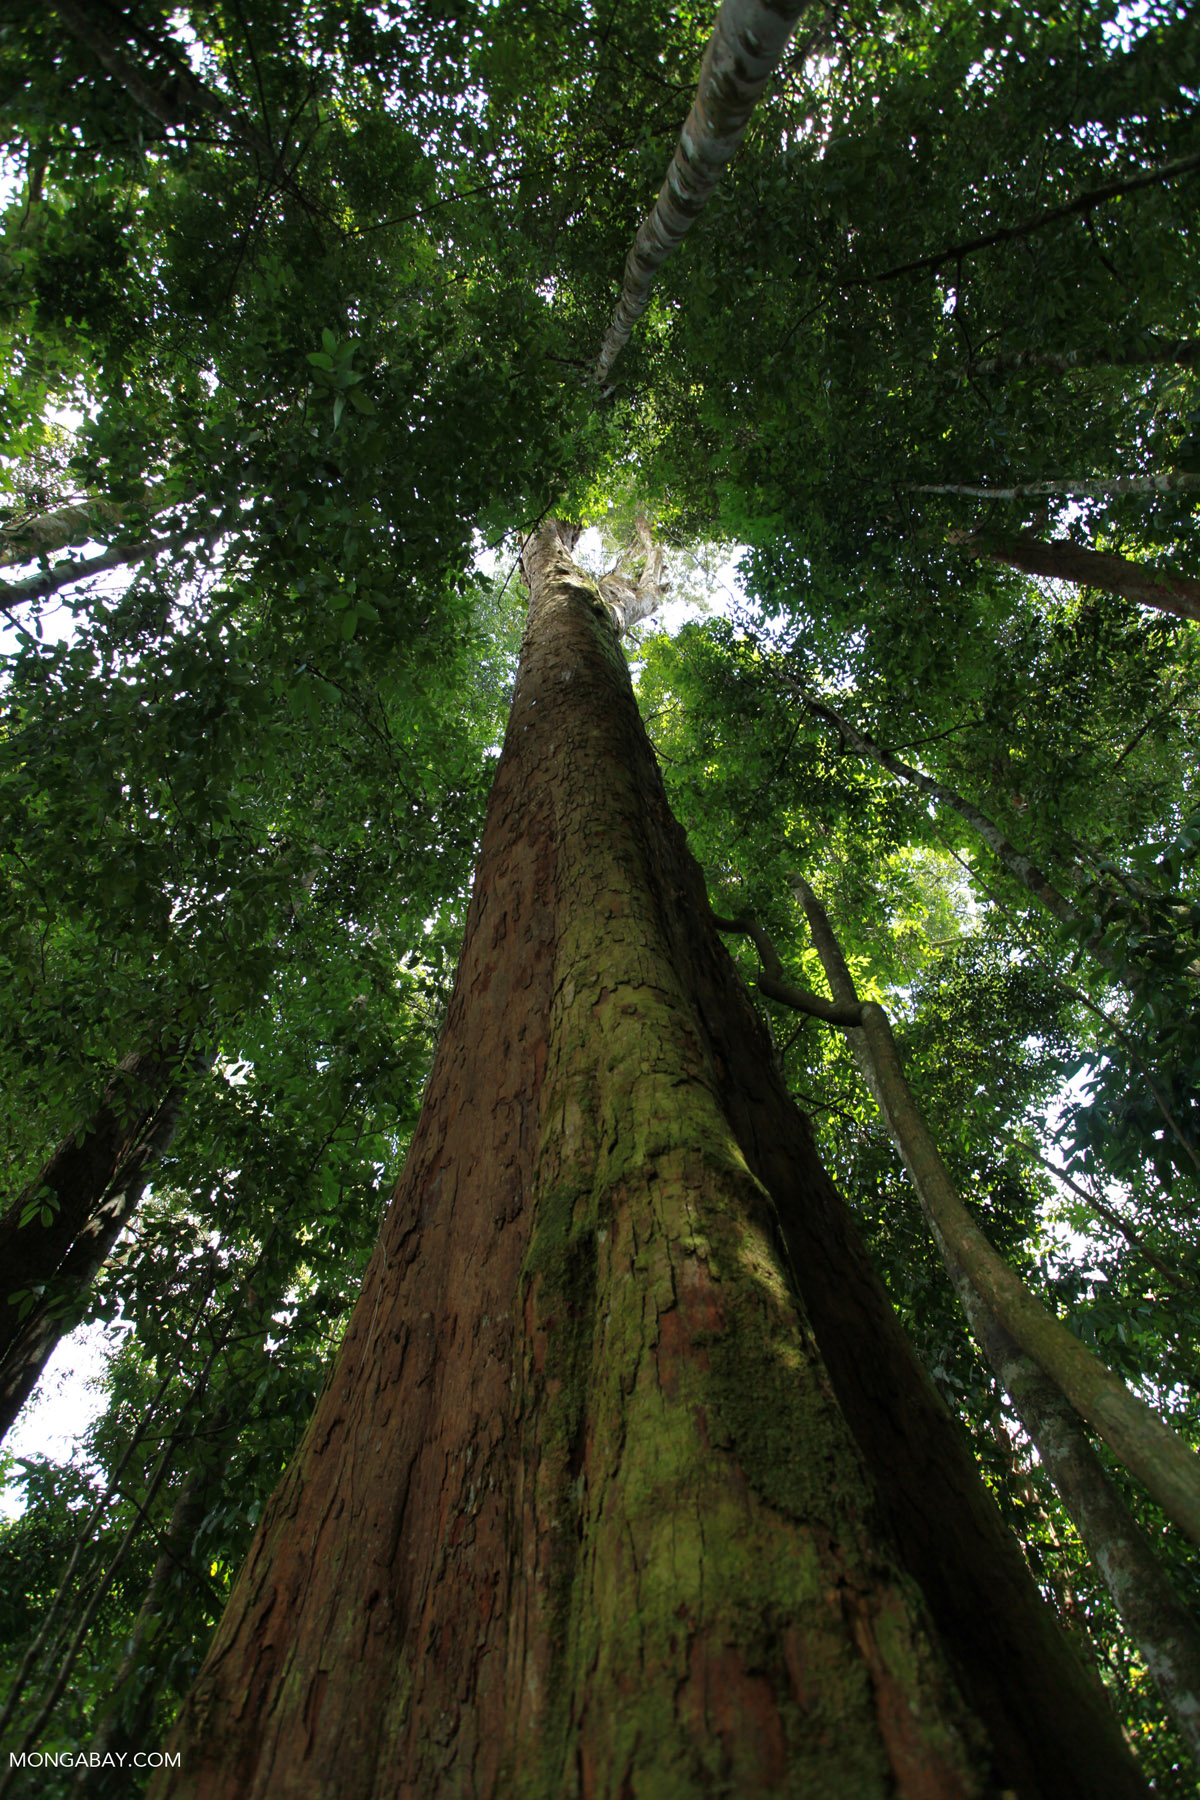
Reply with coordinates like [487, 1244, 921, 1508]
[0, 1046, 187, 1443]
[152, 523, 1144, 1800]
[955, 530, 1200, 625]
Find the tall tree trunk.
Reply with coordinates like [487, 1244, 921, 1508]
[955, 529, 1200, 625]
[153, 522, 1143, 1799]
[594, 0, 811, 384]
[78, 1412, 230, 1799]
[0, 1044, 188, 1442]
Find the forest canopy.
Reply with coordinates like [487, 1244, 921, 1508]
[0, 0, 1197, 1793]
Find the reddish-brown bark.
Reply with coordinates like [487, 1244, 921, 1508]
[152, 525, 1145, 1799]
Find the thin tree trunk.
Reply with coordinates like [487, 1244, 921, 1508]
[153, 521, 1143, 1800]
[0, 1045, 188, 1442]
[854, 151, 1200, 286]
[969, 339, 1200, 379]
[954, 529, 1200, 625]
[1000, 1129, 1193, 1295]
[912, 473, 1200, 501]
[595, 0, 809, 384]
[789, 876, 1200, 1545]
[949, 1263, 1200, 1765]
[79, 1414, 229, 1797]
[0, 1084, 184, 1443]
[778, 885, 1200, 1754]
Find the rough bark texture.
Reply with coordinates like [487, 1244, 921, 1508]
[595, 0, 810, 383]
[0, 1047, 184, 1442]
[153, 525, 1144, 1800]
[957, 529, 1200, 625]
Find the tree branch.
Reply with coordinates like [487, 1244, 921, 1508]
[846, 150, 1200, 287]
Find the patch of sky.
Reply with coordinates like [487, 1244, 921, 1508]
[0, 1321, 118, 1520]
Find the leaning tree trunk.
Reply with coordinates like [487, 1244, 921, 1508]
[152, 522, 1144, 1800]
[0, 1042, 187, 1442]
[956, 529, 1200, 625]
[786, 878, 1200, 1756]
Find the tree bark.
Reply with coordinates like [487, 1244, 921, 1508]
[153, 522, 1144, 1800]
[0, 1045, 187, 1443]
[955, 529, 1200, 625]
[595, 0, 810, 384]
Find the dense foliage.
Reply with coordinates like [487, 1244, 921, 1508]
[0, 0, 1196, 1792]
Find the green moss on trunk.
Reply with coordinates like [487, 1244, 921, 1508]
[153, 523, 1145, 1800]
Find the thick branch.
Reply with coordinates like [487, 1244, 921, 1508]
[0, 531, 210, 608]
[712, 911, 863, 1023]
[0, 493, 147, 568]
[954, 530, 1200, 625]
[595, 0, 810, 383]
